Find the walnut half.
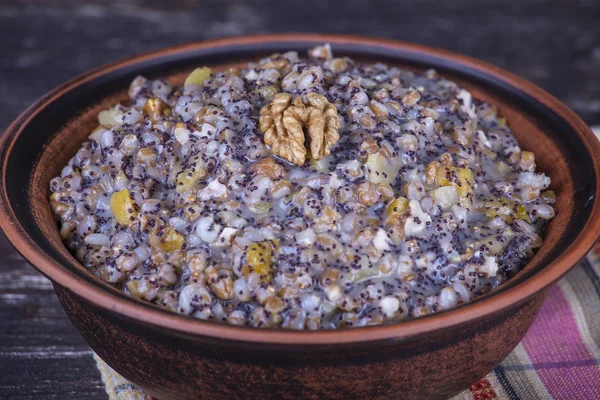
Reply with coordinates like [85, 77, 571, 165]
[259, 93, 341, 165]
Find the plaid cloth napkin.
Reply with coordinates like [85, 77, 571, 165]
[94, 127, 600, 400]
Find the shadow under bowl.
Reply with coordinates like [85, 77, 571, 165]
[1, 34, 600, 400]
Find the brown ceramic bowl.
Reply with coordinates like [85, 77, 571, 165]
[1, 34, 599, 400]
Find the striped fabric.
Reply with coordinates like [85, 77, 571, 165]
[94, 127, 600, 399]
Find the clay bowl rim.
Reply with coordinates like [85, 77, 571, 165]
[1, 33, 599, 345]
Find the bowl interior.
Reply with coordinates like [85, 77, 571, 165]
[1, 35, 598, 341]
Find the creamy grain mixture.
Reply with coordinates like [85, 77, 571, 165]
[50, 45, 556, 329]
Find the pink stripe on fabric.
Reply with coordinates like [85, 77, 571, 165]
[522, 284, 600, 399]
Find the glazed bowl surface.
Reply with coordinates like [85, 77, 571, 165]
[1, 34, 599, 400]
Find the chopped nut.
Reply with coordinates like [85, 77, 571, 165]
[261, 58, 288, 70]
[260, 55, 292, 74]
[439, 153, 453, 166]
[359, 138, 380, 160]
[452, 128, 473, 146]
[319, 268, 340, 288]
[355, 228, 376, 247]
[150, 249, 167, 266]
[279, 286, 299, 300]
[143, 98, 172, 122]
[156, 263, 178, 287]
[248, 157, 287, 179]
[312, 206, 341, 233]
[194, 108, 208, 125]
[271, 180, 292, 199]
[397, 133, 418, 152]
[425, 161, 441, 185]
[265, 296, 286, 314]
[358, 113, 376, 129]
[187, 251, 207, 279]
[369, 100, 389, 122]
[259, 93, 341, 165]
[378, 254, 396, 275]
[316, 234, 343, 258]
[209, 272, 234, 300]
[325, 57, 350, 74]
[335, 186, 355, 204]
[136, 147, 157, 165]
[508, 149, 522, 164]
[402, 88, 421, 107]
[421, 108, 439, 119]
[373, 88, 390, 101]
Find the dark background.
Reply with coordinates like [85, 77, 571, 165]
[0, 0, 598, 398]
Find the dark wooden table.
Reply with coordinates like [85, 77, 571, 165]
[1, 0, 599, 398]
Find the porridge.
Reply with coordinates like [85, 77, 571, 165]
[49, 45, 556, 329]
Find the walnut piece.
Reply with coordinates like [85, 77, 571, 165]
[259, 93, 306, 165]
[259, 93, 341, 165]
[304, 93, 341, 159]
[248, 157, 287, 179]
[259, 55, 292, 75]
[143, 98, 172, 122]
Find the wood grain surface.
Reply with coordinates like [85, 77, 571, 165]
[0, 0, 598, 398]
